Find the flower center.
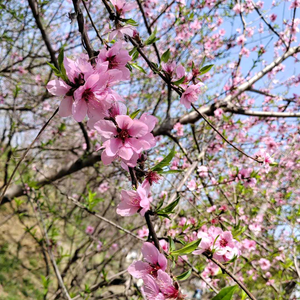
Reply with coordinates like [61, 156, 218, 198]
[118, 129, 130, 141]
[107, 55, 118, 69]
[82, 88, 92, 102]
[219, 238, 228, 247]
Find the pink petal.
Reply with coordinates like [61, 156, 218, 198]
[158, 253, 167, 271]
[142, 242, 159, 265]
[72, 99, 87, 122]
[94, 120, 117, 138]
[47, 79, 70, 96]
[128, 120, 148, 137]
[106, 138, 122, 156]
[127, 261, 152, 279]
[116, 115, 133, 130]
[139, 113, 158, 132]
[116, 201, 139, 216]
[59, 96, 73, 117]
[101, 150, 115, 165]
[118, 146, 134, 160]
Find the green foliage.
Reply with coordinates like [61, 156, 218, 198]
[176, 269, 192, 281]
[161, 49, 171, 63]
[170, 239, 201, 256]
[144, 27, 159, 45]
[151, 147, 175, 172]
[211, 285, 238, 300]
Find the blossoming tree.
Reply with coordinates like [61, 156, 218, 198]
[0, 0, 300, 299]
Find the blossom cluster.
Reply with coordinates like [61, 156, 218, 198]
[193, 226, 240, 263]
[128, 242, 184, 299]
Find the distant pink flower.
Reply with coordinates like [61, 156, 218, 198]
[109, 25, 136, 41]
[237, 35, 246, 46]
[207, 205, 216, 213]
[98, 182, 109, 193]
[86, 225, 94, 235]
[270, 14, 277, 22]
[233, 3, 243, 14]
[214, 108, 223, 118]
[138, 226, 149, 238]
[198, 165, 208, 177]
[97, 241, 103, 251]
[258, 258, 271, 270]
[159, 240, 169, 252]
[187, 179, 197, 191]
[173, 122, 184, 136]
[95, 114, 157, 166]
[117, 180, 153, 216]
[180, 83, 204, 109]
[128, 242, 167, 278]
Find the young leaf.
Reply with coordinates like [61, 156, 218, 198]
[144, 27, 158, 45]
[46, 62, 61, 77]
[58, 47, 68, 82]
[131, 62, 147, 74]
[161, 49, 171, 63]
[176, 269, 192, 281]
[157, 197, 180, 214]
[172, 76, 185, 86]
[171, 239, 201, 256]
[168, 236, 175, 252]
[199, 64, 214, 75]
[124, 18, 138, 26]
[130, 109, 141, 119]
[157, 169, 183, 174]
[152, 147, 175, 171]
[211, 285, 238, 300]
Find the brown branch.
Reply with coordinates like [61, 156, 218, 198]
[204, 254, 257, 300]
[72, 0, 96, 62]
[27, 0, 59, 68]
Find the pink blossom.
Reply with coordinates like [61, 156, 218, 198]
[98, 182, 109, 193]
[258, 258, 271, 270]
[138, 226, 149, 238]
[233, 3, 244, 14]
[95, 114, 157, 166]
[162, 61, 176, 74]
[193, 226, 240, 263]
[237, 35, 246, 46]
[198, 165, 208, 177]
[173, 122, 184, 136]
[128, 242, 167, 278]
[214, 108, 223, 118]
[117, 180, 153, 216]
[111, 0, 136, 16]
[85, 225, 94, 235]
[159, 240, 169, 252]
[187, 179, 197, 191]
[180, 83, 204, 109]
[109, 25, 136, 41]
[97, 41, 131, 80]
[97, 241, 103, 251]
[207, 205, 216, 213]
[270, 14, 277, 22]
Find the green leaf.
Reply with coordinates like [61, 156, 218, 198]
[130, 62, 147, 74]
[152, 147, 175, 171]
[171, 239, 201, 256]
[46, 62, 61, 77]
[211, 286, 238, 300]
[199, 64, 214, 75]
[168, 236, 175, 252]
[144, 27, 159, 45]
[172, 76, 185, 86]
[129, 47, 137, 55]
[161, 49, 171, 63]
[130, 109, 141, 119]
[124, 18, 138, 26]
[157, 212, 171, 219]
[58, 46, 68, 82]
[157, 197, 180, 214]
[132, 50, 139, 61]
[157, 169, 183, 174]
[176, 269, 192, 281]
